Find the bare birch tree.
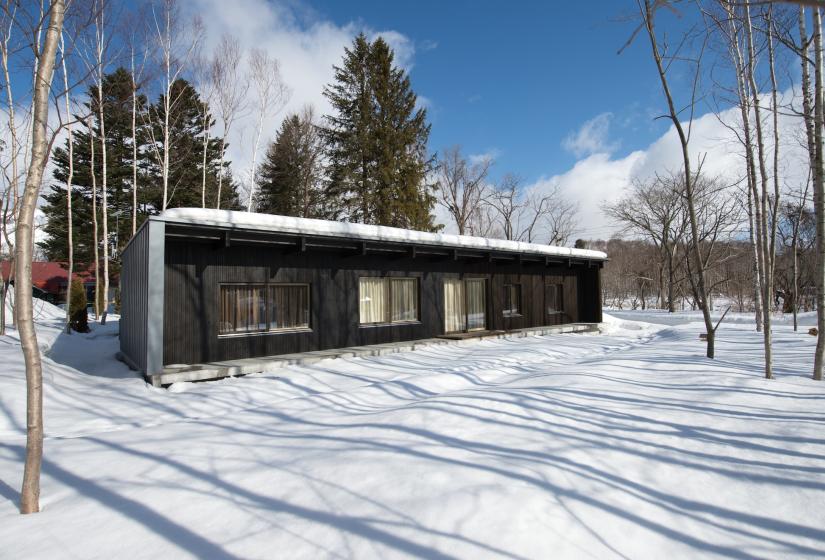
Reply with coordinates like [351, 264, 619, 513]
[92, 0, 110, 324]
[635, 0, 718, 358]
[211, 33, 247, 210]
[59, 33, 74, 333]
[246, 48, 288, 211]
[0, 1, 24, 329]
[88, 115, 99, 317]
[16, 0, 65, 515]
[490, 173, 523, 241]
[436, 146, 492, 235]
[812, 7, 825, 380]
[603, 174, 688, 312]
[192, 53, 213, 209]
[124, 5, 149, 234]
[150, 0, 200, 211]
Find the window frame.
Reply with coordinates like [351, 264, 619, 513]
[358, 276, 421, 326]
[502, 283, 522, 317]
[546, 282, 565, 315]
[218, 282, 312, 338]
[267, 283, 312, 332]
[443, 276, 488, 333]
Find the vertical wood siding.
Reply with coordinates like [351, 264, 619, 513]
[163, 238, 603, 365]
[119, 222, 150, 371]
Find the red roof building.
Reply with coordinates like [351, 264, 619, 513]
[0, 261, 118, 302]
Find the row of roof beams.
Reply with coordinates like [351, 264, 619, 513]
[164, 223, 605, 268]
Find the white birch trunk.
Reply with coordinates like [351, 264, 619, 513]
[813, 8, 825, 381]
[96, 12, 109, 325]
[60, 35, 74, 334]
[18, 0, 65, 514]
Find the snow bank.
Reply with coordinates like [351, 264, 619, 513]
[159, 207, 608, 260]
[1, 306, 823, 558]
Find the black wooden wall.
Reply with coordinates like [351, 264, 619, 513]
[119, 220, 150, 371]
[163, 238, 603, 365]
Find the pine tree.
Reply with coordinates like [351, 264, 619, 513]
[322, 33, 436, 230]
[40, 74, 240, 266]
[145, 78, 240, 211]
[40, 67, 149, 262]
[256, 108, 328, 218]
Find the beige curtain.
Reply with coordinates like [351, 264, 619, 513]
[360, 278, 388, 323]
[391, 278, 418, 322]
[444, 278, 466, 333]
[467, 279, 486, 330]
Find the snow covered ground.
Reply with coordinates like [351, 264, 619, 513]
[1, 304, 824, 559]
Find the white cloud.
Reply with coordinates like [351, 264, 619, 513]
[468, 149, 500, 166]
[183, 0, 419, 196]
[531, 88, 808, 241]
[562, 112, 617, 158]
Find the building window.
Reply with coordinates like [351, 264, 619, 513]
[391, 278, 419, 322]
[219, 284, 266, 334]
[503, 284, 521, 317]
[269, 284, 310, 330]
[359, 277, 419, 325]
[444, 278, 487, 333]
[219, 283, 310, 335]
[546, 283, 564, 315]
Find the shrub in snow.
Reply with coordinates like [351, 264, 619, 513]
[69, 279, 89, 333]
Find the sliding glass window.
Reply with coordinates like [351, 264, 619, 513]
[359, 277, 419, 325]
[219, 283, 310, 335]
[219, 285, 267, 334]
[269, 285, 310, 329]
[503, 284, 521, 317]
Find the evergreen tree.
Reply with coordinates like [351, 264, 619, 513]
[256, 108, 328, 218]
[40, 67, 150, 262]
[145, 78, 240, 211]
[323, 33, 436, 230]
[40, 74, 240, 266]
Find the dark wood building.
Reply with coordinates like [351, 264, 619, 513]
[119, 209, 606, 377]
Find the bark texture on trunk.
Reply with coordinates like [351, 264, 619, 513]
[813, 9, 825, 381]
[18, 0, 65, 514]
[642, 0, 716, 358]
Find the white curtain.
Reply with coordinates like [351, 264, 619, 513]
[466, 279, 486, 330]
[391, 278, 418, 322]
[444, 278, 466, 333]
[360, 278, 388, 323]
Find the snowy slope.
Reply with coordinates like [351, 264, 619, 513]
[0, 311, 824, 558]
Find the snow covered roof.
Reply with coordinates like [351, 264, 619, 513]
[158, 208, 608, 261]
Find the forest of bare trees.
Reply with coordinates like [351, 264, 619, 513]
[592, 1, 825, 380]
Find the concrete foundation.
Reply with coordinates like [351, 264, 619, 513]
[147, 322, 599, 387]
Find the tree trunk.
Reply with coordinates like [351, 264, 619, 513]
[90, 122, 100, 319]
[201, 108, 209, 209]
[799, 8, 816, 334]
[216, 135, 226, 209]
[61, 36, 74, 334]
[247, 110, 266, 211]
[813, 8, 825, 381]
[1, 20, 20, 329]
[743, 2, 773, 379]
[97, 17, 109, 325]
[642, 0, 715, 358]
[131, 47, 138, 236]
[18, 0, 65, 514]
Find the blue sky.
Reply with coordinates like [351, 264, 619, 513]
[14, 0, 799, 238]
[304, 0, 671, 183]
